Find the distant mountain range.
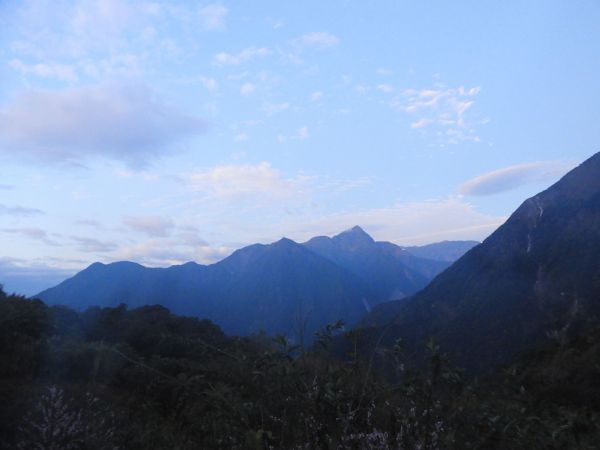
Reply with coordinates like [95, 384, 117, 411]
[357, 152, 600, 373]
[35, 228, 477, 340]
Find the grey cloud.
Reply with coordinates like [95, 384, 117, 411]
[2, 227, 59, 246]
[0, 203, 43, 216]
[123, 215, 174, 237]
[0, 83, 207, 166]
[70, 236, 118, 253]
[459, 161, 576, 196]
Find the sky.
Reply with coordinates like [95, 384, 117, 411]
[1, 0, 599, 295]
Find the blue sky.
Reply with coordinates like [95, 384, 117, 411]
[1, 0, 599, 294]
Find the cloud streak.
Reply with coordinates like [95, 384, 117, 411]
[0, 204, 43, 216]
[459, 160, 576, 196]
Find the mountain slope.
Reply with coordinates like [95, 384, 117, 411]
[37, 239, 371, 339]
[361, 153, 600, 373]
[303, 226, 451, 302]
[402, 240, 479, 262]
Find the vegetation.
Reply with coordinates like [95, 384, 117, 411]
[1, 287, 599, 449]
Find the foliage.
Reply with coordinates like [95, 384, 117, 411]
[0, 287, 599, 449]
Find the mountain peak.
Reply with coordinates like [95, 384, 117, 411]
[333, 225, 375, 247]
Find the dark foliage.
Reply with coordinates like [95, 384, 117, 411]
[1, 288, 599, 449]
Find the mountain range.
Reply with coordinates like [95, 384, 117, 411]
[35, 228, 476, 340]
[357, 152, 600, 373]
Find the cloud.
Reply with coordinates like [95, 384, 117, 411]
[240, 82, 256, 96]
[0, 83, 206, 166]
[2, 227, 59, 246]
[198, 4, 228, 31]
[114, 238, 230, 267]
[270, 197, 504, 246]
[200, 77, 218, 91]
[70, 236, 118, 253]
[376, 68, 393, 76]
[234, 132, 249, 142]
[187, 162, 298, 199]
[459, 160, 576, 196]
[394, 85, 483, 143]
[276, 126, 310, 143]
[9, 59, 78, 82]
[213, 47, 270, 65]
[310, 91, 323, 102]
[410, 118, 433, 129]
[0, 257, 74, 296]
[0, 204, 43, 216]
[296, 32, 340, 49]
[376, 84, 394, 93]
[261, 102, 290, 115]
[123, 215, 175, 237]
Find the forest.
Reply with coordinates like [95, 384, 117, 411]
[1, 287, 599, 450]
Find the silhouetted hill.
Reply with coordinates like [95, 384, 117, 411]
[36, 228, 476, 341]
[360, 152, 600, 373]
[37, 238, 370, 340]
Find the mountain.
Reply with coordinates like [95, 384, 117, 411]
[35, 228, 476, 341]
[303, 226, 452, 302]
[359, 152, 600, 373]
[37, 238, 371, 340]
[402, 240, 479, 262]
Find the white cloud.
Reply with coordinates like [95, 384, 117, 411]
[240, 82, 256, 96]
[200, 77, 218, 91]
[234, 132, 249, 142]
[261, 102, 290, 115]
[410, 118, 433, 129]
[9, 59, 78, 82]
[214, 47, 270, 65]
[310, 91, 323, 102]
[376, 84, 394, 93]
[296, 32, 340, 49]
[376, 68, 393, 76]
[123, 215, 175, 237]
[272, 197, 504, 246]
[187, 162, 297, 200]
[295, 126, 309, 140]
[198, 4, 228, 31]
[395, 85, 483, 143]
[459, 160, 576, 196]
[0, 83, 206, 166]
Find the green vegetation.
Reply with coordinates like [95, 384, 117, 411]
[1, 287, 599, 449]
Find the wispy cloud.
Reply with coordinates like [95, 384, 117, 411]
[240, 82, 256, 96]
[295, 32, 340, 49]
[0, 204, 43, 216]
[198, 4, 228, 31]
[2, 227, 59, 246]
[186, 162, 298, 200]
[123, 215, 175, 237]
[459, 160, 576, 196]
[261, 102, 290, 115]
[0, 83, 206, 166]
[9, 59, 78, 82]
[213, 47, 271, 65]
[393, 85, 484, 143]
[70, 236, 118, 253]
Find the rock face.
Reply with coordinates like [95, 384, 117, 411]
[361, 152, 600, 373]
[35, 228, 474, 340]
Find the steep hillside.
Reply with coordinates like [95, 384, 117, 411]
[361, 153, 600, 372]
